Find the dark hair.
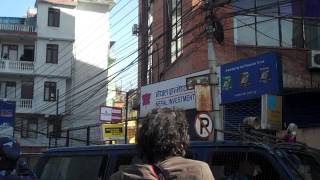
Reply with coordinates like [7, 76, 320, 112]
[137, 108, 190, 163]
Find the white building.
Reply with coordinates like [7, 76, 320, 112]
[0, 0, 114, 152]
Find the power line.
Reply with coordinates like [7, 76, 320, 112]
[32, 1, 203, 114]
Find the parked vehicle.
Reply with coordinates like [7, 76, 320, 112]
[33, 141, 320, 180]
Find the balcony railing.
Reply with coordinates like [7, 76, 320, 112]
[0, 23, 35, 33]
[0, 17, 36, 33]
[0, 59, 34, 74]
[0, 98, 33, 113]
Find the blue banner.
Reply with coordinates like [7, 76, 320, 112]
[0, 100, 16, 131]
[221, 53, 282, 104]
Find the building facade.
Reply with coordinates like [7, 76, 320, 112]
[138, 0, 320, 148]
[0, 0, 114, 152]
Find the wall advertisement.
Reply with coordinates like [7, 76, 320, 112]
[221, 52, 282, 104]
[140, 70, 209, 117]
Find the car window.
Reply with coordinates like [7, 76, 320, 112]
[209, 151, 283, 180]
[40, 155, 105, 180]
[112, 153, 138, 173]
[286, 152, 320, 180]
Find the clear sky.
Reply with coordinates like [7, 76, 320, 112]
[0, 0, 138, 91]
[0, 0, 36, 17]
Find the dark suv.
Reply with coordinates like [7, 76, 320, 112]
[34, 141, 320, 180]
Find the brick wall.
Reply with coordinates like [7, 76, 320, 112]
[138, 1, 320, 89]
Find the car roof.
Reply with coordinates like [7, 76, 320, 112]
[45, 141, 273, 154]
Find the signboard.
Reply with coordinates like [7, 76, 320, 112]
[221, 52, 282, 104]
[101, 123, 124, 140]
[261, 95, 282, 130]
[0, 101, 16, 137]
[100, 106, 122, 123]
[140, 70, 209, 117]
[194, 112, 213, 139]
[195, 85, 213, 112]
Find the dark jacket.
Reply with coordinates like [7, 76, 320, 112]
[111, 156, 215, 180]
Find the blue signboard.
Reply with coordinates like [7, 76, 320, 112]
[0, 101, 16, 136]
[221, 52, 282, 104]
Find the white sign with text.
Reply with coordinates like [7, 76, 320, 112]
[140, 70, 209, 117]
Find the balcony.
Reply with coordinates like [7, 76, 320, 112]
[0, 17, 36, 33]
[0, 59, 34, 75]
[0, 98, 33, 114]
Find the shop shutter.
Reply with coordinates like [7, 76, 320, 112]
[224, 98, 261, 140]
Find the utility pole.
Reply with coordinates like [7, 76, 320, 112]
[55, 89, 59, 147]
[204, 0, 225, 141]
[124, 91, 129, 144]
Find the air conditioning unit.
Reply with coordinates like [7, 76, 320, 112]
[310, 50, 320, 69]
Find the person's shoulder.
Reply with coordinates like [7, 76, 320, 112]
[110, 164, 157, 180]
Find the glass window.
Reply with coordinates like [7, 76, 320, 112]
[5, 82, 16, 99]
[171, 0, 183, 63]
[21, 81, 34, 99]
[1, 45, 18, 60]
[21, 119, 38, 138]
[48, 8, 60, 27]
[40, 156, 104, 180]
[44, 81, 56, 101]
[209, 151, 283, 180]
[304, 20, 320, 50]
[256, 0, 278, 16]
[46, 44, 58, 64]
[113, 154, 137, 174]
[22, 45, 35, 61]
[234, 16, 256, 45]
[47, 119, 61, 138]
[256, 17, 280, 46]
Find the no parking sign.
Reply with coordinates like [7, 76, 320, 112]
[194, 113, 213, 139]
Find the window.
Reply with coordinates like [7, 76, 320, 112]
[209, 151, 283, 180]
[44, 82, 56, 101]
[40, 156, 105, 180]
[21, 81, 34, 99]
[21, 45, 35, 61]
[5, 82, 16, 99]
[233, 0, 305, 48]
[46, 44, 58, 64]
[147, 0, 154, 84]
[1, 45, 18, 60]
[113, 154, 137, 173]
[21, 119, 38, 138]
[170, 0, 183, 63]
[48, 8, 60, 27]
[47, 119, 61, 138]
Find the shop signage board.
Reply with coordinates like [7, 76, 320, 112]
[221, 52, 282, 104]
[101, 123, 124, 140]
[0, 101, 15, 137]
[100, 106, 122, 123]
[140, 70, 209, 117]
[261, 95, 283, 130]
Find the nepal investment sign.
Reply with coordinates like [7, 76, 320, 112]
[221, 52, 282, 104]
[140, 70, 209, 117]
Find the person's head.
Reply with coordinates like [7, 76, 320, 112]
[0, 137, 21, 171]
[137, 108, 190, 163]
[287, 123, 298, 135]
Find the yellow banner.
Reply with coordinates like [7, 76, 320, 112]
[102, 123, 124, 140]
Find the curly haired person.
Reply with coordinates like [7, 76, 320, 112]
[111, 108, 215, 180]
